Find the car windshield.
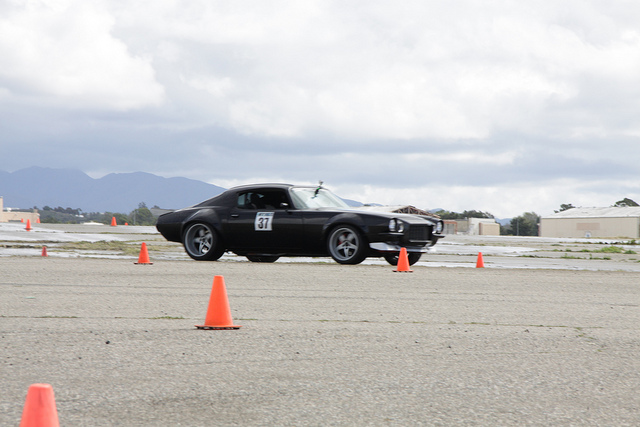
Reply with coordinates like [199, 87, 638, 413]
[290, 187, 351, 209]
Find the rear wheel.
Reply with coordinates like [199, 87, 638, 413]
[246, 255, 280, 263]
[183, 222, 225, 261]
[384, 252, 422, 266]
[327, 225, 367, 265]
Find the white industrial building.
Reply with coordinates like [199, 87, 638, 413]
[540, 207, 640, 239]
[0, 196, 40, 223]
[443, 218, 500, 236]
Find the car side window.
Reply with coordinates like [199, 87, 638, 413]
[237, 192, 258, 209]
[263, 191, 290, 209]
[237, 191, 290, 210]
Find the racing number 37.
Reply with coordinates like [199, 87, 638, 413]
[255, 212, 274, 231]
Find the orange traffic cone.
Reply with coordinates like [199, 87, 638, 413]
[135, 242, 153, 265]
[20, 383, 59, 427]
[110, 217, 117, 226]
[393, 247, 413, 272]
[42, 246, 48, 257]
[25, 219, 32, 231]
[476, 252, 485, 268]
[196, 276, 241, 330]
[36, 217, 41, 224]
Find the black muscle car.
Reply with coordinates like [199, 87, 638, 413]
[156, 184, 444, 265]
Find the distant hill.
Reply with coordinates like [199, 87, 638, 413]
[495, 218, 512, 226]
[342, 198, 363, 207]
[0, 167, 226, 212]
[1, 167, 458, 215]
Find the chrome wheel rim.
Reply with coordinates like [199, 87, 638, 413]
[186, 224, 212, 256]
[330, 227, 359, 261]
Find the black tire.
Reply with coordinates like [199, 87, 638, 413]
[183, 222, 225, 261]
[327, 225, 367, 265]
[383, 252, 422, 266]
[246, 255, 280, 263]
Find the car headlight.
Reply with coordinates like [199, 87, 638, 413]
[435, 221, 444, 234]
[389, 218, 405, 233]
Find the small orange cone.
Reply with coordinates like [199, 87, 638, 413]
[20, 383, 59, 427]
[37, 217, 41, 224]
[196, 275, 241, 330]
[476, 252, 485, 268]
[42, 246, 48, 257]
[110, 216, 117, 226]
[393, 247, 413, 272]
[25, 219, 32, 231]
[135, 242, 153, 265]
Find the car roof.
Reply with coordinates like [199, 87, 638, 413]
[227, 183, 314, 192]
[195, 184, 318, 208]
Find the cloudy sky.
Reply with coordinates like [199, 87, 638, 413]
[2, 0, 639, 217]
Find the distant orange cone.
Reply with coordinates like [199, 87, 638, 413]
[36, 218, 41, 224]
[135, 242, 153, 265]
[20, 383, 59, 427]
[393, 247, 413, 272]
[476, 252, 485, 268]
[196, 276, 241, 330]
[110, 216, 117, 226]
[42, 246, 48, 257]
[25, 219, 32, 231]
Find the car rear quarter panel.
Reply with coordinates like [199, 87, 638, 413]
[156, 211, 188, 242]
[156, 208, 224, 243]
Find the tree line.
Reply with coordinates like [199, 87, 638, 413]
[37, 202, 158, 226]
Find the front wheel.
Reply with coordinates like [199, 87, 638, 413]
[327, 225, 367, 265]
[384, 252, 422, 266]
[183, 222, 225, 261]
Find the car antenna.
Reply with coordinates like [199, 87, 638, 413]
[314, 180, 323, 197]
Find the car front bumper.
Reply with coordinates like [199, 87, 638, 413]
[369, 242, 433, 253]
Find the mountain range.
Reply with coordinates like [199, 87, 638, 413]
[1, 167, 368, 213]
[0, 167, 226, 213]
[2, 167, 508, 222]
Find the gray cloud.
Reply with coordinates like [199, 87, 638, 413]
[1, 0, 639, 217]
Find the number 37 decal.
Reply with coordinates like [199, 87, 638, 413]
[255, 212, 274, 231]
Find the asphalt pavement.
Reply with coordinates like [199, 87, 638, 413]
[1, 252, 639, 426]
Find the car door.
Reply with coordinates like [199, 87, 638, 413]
[226, 189, 303, 252]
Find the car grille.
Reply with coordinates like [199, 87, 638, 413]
[408, 225, 430, 242]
